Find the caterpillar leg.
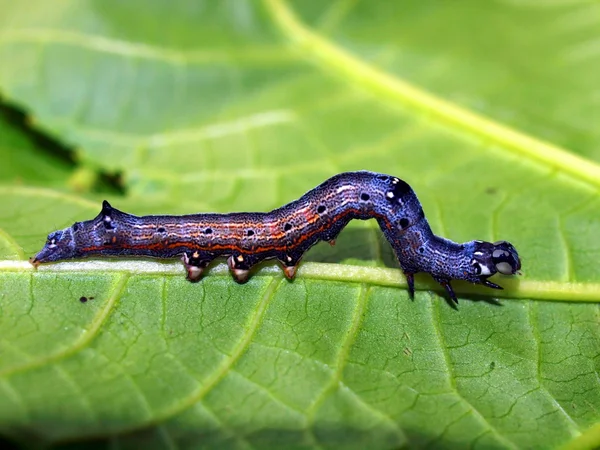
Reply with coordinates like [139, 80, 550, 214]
[280, 263, 298, 280]
[404, 272, 415, 299]
[434, 277, 458, 305]
[182, 252, 210, 282]
[326, 228, 345, 246]
[227, 255, 251, 284]
[480, 277, 503, 290]
[278, 254, 301, 280]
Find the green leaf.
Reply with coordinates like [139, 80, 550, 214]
[1, 1, 600, 449]
[0, 107, 73, 189]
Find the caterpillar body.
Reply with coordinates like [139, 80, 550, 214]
[31, 171, 521, 303]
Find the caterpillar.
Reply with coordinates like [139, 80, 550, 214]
[31, 171, 521, 303]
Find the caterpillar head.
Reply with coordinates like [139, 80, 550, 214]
[30, 227, 77, 266]
[471, 240, 521, 280]
[30, 200, 118, 266]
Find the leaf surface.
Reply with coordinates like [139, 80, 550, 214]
[0, 108, 73, 189]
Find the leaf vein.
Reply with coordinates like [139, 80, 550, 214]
[432, 299, 519, 449]
[0, 273, 129, 377]
[306, 285, 407, 442]
[52, 364, 99, 424]
[0, 226, 24, 259]
[557, 216, 574, 283]
[526, 302, 581, 434]
[230, 367, 307, 416]
[0, 29, 295, 65]
[0, 378, 30, 423]
[262, 0, 600, 188]
[4, 258, 600, 301]
[137, 277, 282, 430]
[198, 401, 256, 450]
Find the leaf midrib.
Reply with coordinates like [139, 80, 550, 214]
[2, 260, 599, 302]
[261, 0, 600, 189]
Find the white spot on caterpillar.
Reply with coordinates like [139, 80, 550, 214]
[386, 192, 394, 199]
[335, 185, 355, 195]
[493, 249, 510, 259]
[472, 259, 492, 276]
[496, 261, 513, 275]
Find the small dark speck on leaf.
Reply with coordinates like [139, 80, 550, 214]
[79, 296, 88, 303]
[486, 187, 497, 195]
[490, 361, 496, 369]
